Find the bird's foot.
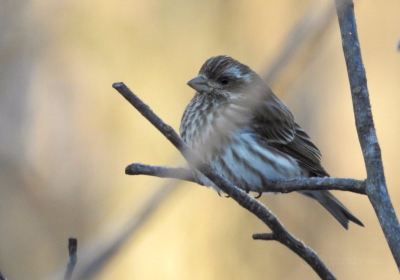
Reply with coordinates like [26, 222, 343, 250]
[253, 192, 263, 199]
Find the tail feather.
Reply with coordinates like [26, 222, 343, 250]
[301, 190, 364, 229]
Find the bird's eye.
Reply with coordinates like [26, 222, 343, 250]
[219, 77, 230, 85]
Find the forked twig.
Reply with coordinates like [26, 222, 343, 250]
[113, 82, 336, 280]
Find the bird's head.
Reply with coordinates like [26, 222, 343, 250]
[187, 55, 263, 97]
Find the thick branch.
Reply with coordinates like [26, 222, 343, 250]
[126, 163, 366, 194]
[335, 0, 400, 269]
[113, 82, 335, 280]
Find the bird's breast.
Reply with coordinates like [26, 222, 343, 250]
[180, 94, 253, 152]
[209, 132, 302, 192]
[180, 94, 232, 153]
[180, 95, 302, 192]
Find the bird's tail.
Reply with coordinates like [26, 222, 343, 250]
[301, 190, 364, 229]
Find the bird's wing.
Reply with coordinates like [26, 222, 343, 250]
[275, 124, 328, 176]
[251, 92, 328, 176]
[251, 93, 297, 144]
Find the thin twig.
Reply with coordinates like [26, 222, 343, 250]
[126, 163, 199, 184]
[64, 238, 78, 280]
[113, 82, 336, 280]
[334, 0, 400, 269]
[126, 163, 366, 194]
[252, 233, 276, 241]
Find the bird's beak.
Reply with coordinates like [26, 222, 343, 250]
[187, 76, 211, 93]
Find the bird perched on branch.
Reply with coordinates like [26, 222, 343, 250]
[180, 55, 363, 229]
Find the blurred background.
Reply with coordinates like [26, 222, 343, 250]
[1, 0, 399, 279]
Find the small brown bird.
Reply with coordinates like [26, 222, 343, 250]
[180, 55, 363, 229]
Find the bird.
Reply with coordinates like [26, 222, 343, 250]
[179, 55, 363, 229]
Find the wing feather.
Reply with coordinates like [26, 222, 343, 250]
[250, 90, 328, 177]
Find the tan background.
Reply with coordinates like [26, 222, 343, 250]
[0, 0, 399, 279]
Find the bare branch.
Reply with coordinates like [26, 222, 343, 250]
[125, 163, 200, 184]
[113, 82, 335, 280]
[334, 0, 400, 269]
[126, 163, 366, 194]
[64, 238, 78, 280]
[252, 233, 276, 241]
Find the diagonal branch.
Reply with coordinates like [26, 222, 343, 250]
[126, 162, 366, 194]
[113, 82, 336, 280]
[334, 0, 400, 269]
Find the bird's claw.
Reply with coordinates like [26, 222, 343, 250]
[254, 192, 262, 199]
[217, 190, 230, 198]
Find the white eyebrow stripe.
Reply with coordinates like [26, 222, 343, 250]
[226, 65, 252, 82]
[227, 65, 243, 77]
